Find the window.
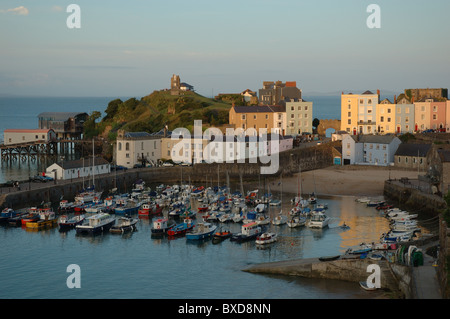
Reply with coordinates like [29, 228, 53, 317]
[126, 143, 129, 151]
[380, 116, 384, 122]
[242, 115, 246, 120]
[118, 142, 122, 151]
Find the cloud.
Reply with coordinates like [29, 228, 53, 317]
[0, 6, 29, 15]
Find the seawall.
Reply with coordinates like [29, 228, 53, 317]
[243, 257, 412, 297]
[383, 180, 446, 216]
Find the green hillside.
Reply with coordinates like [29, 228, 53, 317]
[85, 90, 235, 141]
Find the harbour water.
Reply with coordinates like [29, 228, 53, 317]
[0, 193, 391, 299]
[0, 95, 341, 184]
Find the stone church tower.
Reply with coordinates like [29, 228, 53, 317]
[170, 74, 181, 95]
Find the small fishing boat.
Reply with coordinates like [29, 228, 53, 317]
[58, 200, 75, 212]
[231, 212, 244, 223]
[0, 208, 19, 223]
[218, 213, 232, 223]
[367, 200, 385, 207]
[308, 211, 330, 229]
[151, 218, 176, 235]
[21, 208, 40, 226]
[115, 200, 140, 215]
[198, 204, 209, 213]
[167, 218, 194, 236]
[110, 216, 139, 234]
[26, 208, 58, 230]
[186, 222, 217, 240]
[7, 212, 28, 226]
[58, 214, 85, 230]
[319, 255, 341, 262]
[255, 232, 277, 245]
[230, 222, 262, 243]
[272, 214, 287, 226]
[75, 213, 115, 235]
[287, 216, 306, 228]
[213, 227, 232, 242]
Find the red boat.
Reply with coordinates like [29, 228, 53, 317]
[138, 203, 162, 217]
[198, 205, 209, 213]
[21, 208, 41, 226]
[167, 218, 194, 236]
[376, 204, 394, 211]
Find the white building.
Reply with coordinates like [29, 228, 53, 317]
[116, 130, 164, 168]
[45, 156, 110, 180]
[3, 129, 56, 145]
[342, 134, 401, 166]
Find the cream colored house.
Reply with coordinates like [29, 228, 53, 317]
[116, 130, 162, 168]
[285, 99, 313, 136]
[3, 129, 56, 145]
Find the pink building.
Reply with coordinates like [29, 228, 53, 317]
[429, 100, 446, 132]
[446, 100, 450, 132]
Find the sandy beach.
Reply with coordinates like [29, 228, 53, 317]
[268, 165, 420, 197]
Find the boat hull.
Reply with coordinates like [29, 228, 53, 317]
[76, 219, 115, 235]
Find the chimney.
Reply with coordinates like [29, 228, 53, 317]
[394, 95, 397, 104]
[377, 89, 380, 103]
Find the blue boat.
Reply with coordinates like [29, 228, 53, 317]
[114, 200, 140, 215]
[0, 208, 19, 223]
[186, 223, 217, 240]
[167, 218, 194, 236]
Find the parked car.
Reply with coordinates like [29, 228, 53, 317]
[133, 163, 145, 168]
[162, 161, 174, 167]
[111, 165, 128, 171]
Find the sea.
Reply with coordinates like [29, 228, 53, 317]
[0, 193, 391, 301]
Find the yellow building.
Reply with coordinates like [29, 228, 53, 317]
[229, 105, 286, 135]
[341, 90, 380, 134]
[375, 98, 396, 134]
[340, 93, 359, 135]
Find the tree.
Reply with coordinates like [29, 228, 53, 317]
[312, 118, 320, 134]
[104, 99, 122, 120]
[83, 111, 102, 139]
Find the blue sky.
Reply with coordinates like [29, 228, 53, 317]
[1, 0, 449, 98]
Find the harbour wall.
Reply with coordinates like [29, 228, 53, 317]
[383, 180, 446, 217]
[243, 257, 412, 298]
[0, 143, 338, 209]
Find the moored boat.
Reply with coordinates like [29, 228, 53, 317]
[255, 232, 277, 245]
[230, 222, 262, 243]
[151, 218, 175, 235]
[26, 208, 58, 230]
[308, 211, 330, 229]
[110, 216, 139, 234]
[0, 208, 19, 223]
[212, 227, 232, 243]
[58, 214, 85, 230]
[167, 218, 194, 236]
[272, 214, 287, 225]
[287, 216, 306, 228]
[75, 213, 115, 235]
[186, 222, 217, 240]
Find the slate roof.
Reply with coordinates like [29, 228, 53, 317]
[59, 157, 109, 170]
[438, 149, 450, 162]
[395, 143, 432, 157]
[232, 105, 286, 113]
[358, 135, 399, 144]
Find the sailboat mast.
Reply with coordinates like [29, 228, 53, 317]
[92, 138, 95, 188]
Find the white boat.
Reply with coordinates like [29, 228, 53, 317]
[272, 214, 287, 225]
[255, 204, 266, 213]
[232, 212, 244, 223]
[255, 232, 277, 245]
[255, 214, 270, 225]
[230, 222, 262, 242]
[289, 206, 301, 216]
[110, 217, 139, 234]
[76, 213, 115, 234]
[269, 199, 281, 206]
[218, 213, 232, 223]
[308, 211, 330, 229]
[287, 216, 306, 228]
